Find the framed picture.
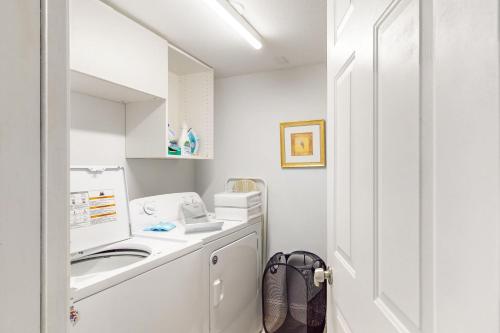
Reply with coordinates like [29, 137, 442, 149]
[280, 119, 326, 168]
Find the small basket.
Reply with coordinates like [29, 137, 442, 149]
[262, 251, 327, 333]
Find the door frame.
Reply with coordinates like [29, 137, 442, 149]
[41, 0, 70, 332]
[325, 0, 336, 329]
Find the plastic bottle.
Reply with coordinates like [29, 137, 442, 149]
[178, 123, 191, 156]
[187, 128, 199, 155]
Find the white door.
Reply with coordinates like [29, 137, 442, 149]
[326, 0, 500, 332]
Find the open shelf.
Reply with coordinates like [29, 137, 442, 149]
[126, 45, 214, 160]
[130, 154, 211, 160]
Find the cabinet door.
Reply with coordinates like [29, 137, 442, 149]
[210, 233, 260, 333]
[70, 0, 168, 98]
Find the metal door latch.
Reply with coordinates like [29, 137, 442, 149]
[314, 267, 333, 287]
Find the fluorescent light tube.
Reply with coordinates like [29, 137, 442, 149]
[203, 0, 263, 50]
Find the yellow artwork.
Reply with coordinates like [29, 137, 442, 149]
[280, 119, 326, 168]
[291, 132, 313, 156]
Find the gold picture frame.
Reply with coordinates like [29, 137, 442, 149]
[280, 119, 326, 168]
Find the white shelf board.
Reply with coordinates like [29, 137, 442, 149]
[165, 154, 212, 160]
[127, 154, 212, 160]
[71, 70, 164, 103]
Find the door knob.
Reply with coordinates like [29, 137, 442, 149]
[314, 267, 333, 287]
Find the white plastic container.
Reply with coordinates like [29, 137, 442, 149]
[214, 191, 261, 208]
[178, 123, 191, 156]
[215, 204, 262, 221]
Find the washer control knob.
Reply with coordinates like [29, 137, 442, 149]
[143, 202, 157, 215]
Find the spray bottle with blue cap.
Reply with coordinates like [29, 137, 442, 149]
[179, 122, 199, 156]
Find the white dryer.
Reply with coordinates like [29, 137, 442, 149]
[69, 167, 205, 333]
[130, 192, 263, 333]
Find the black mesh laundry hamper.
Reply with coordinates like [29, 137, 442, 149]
[262, 251, 327, 333]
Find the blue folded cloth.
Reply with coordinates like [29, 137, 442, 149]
[143, 222, 176, 232]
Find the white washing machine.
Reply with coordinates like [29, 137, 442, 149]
[130, 192, 263, 333]
[69, 166, 205, 333]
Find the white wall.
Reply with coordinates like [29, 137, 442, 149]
[71, 64, 328, 259]
[196, 64, 327, 259]
[70, 92, 196, 199]
[0, 2, 41, 332]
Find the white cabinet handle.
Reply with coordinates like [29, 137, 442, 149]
[213, 279, 224, 307]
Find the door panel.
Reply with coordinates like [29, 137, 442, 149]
[374, 0, 421, 329]
[335, 308, 353, 333]
[432, 1, 499, 331]
[334, 52, 354, 269]
[334, 0, 353, 40]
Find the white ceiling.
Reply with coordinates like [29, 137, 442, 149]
[104, 0, 327, 77]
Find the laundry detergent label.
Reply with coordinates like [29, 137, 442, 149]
[70, 189, 117, 228]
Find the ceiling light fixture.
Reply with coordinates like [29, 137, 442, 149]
[202, 0, 263, 50]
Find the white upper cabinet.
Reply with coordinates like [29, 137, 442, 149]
[69, 0, 214, 159]
[70, 0, 168, 100]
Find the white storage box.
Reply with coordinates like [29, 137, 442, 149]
[214, 191, 261, 208]
[215, 204, 262, 221]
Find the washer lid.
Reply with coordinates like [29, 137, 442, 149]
[70, 166, 131, 254]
